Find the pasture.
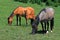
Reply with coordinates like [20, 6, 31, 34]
[0, 0, 60, 40]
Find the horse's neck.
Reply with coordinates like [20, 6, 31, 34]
[35, 16, 40, 25]
[9, 12, 14, 18]
[39, 9, 47, 21]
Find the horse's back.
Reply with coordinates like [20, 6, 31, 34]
[25, 7, 34, 15]
[14, 7, 25, 15]
[39, 7, 54, 21]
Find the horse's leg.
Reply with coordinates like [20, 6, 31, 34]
[26, 18, 28, 26]
[44, 21, 46, 32]
[16, 15, 19, 26]
[41, 22, 44, 31]
[46, 21, 49, 33]
[50, 18, 54, 32]
[19, 16, 21, 26]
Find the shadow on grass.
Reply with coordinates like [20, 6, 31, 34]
[30, 30, 46, 35]
[9, 24, 31, 27]
[37, 30, 46, 34]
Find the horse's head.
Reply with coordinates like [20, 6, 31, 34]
[31, 15, 39, 24]
[31, 18, 39, 27]
[31, 18, 38, 34]
[31, 16, 40, 34]
[8, 17, 13, 25]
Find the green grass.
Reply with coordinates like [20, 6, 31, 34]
[0, 0, 60, 40]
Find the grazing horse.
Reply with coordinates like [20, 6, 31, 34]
[8, 6, 35, 26]
[31, 7, 54, 34]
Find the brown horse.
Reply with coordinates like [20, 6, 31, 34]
[8, 6, 35, 26]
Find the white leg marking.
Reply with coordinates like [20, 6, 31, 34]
[51, 31, 52, 32]
[46, 31, 49, 33]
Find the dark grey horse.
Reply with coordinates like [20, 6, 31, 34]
[31, 7, 54, 34]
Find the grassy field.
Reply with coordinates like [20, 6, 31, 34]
[0, 0, 60, 40]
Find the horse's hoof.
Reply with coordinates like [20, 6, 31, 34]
[16, 25, 18, 26]
[46, 31, 49, 34]
[19, 25, 21, 26]
[32, 32, 36, 34]
[51, 31, 52, 32]
[9, 24, 11, 26]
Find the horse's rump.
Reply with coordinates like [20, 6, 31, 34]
[25, 7, 35, 19]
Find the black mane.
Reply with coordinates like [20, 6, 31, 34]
[9, 12, 14, 18]
[38, 8, 46, 15]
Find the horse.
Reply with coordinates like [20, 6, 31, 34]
[31, 7, 54, 34]
[8, 6, 35, 26]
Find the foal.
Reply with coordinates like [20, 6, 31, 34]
[31, 7, 54, 34]
[8, 6, 35, 26]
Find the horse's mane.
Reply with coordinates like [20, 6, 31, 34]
[38, 8, 46, 15]
[8, 12, 14, 18]
[35, 8, 46, 20]
[8, 6, 22, 18]
[34, 8, 46, 25]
